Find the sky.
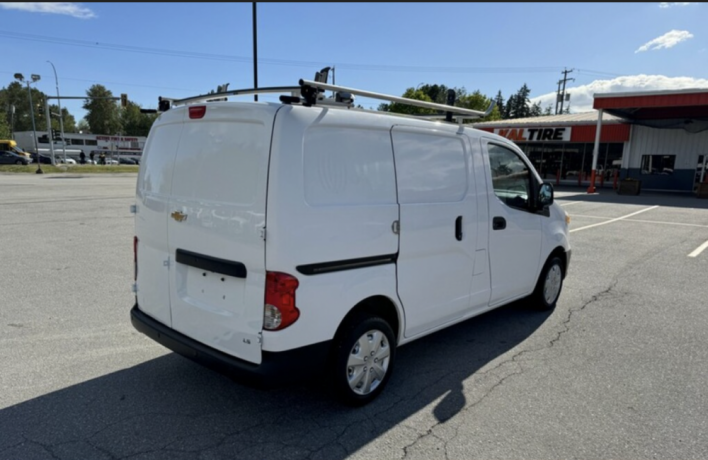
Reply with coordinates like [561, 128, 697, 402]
[1, 2, 707, 126]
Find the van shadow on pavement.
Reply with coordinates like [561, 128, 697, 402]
[0, 300, 550, 460]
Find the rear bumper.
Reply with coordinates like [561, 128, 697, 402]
[130, 304, 332, 387]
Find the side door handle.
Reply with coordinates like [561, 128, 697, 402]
[493, 216, 506, 230]
[455, 216, 463, 241]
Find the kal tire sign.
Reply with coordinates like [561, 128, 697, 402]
[494, 127, 572, 142]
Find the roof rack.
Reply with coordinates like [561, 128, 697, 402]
[160, 86, 301, 109]
[298, 79, 495, 123]
[158, 72, 495, 127]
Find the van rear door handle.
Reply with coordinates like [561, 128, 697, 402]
[455, 216, 463, 241]
[493, 216, 506, 230]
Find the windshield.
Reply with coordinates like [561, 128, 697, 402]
[10, 146, 26, 155]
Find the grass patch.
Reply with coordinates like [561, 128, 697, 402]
[0, 165, 139, 174]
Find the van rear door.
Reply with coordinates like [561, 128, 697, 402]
[166, 104, 277, 365]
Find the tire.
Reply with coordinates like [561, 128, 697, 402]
[330, 314, 396, 406]
[530, 256, 564, 311]
[15, 160, 22, 165]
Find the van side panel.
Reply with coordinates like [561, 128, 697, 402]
[263, 107, 401, 351]
[135, 113, 185, 327]
[166, 105, 277, 365]
[391, 127, 477, 337]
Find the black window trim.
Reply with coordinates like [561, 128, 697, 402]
[485, 139, 542, 213]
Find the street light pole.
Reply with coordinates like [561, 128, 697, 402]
[14, 73, 42, 173]
[48, 61, 67, 165]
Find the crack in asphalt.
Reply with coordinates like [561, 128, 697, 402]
[0, 441, 28, 455]
[398, 281, 621, 459]
[19, 436, 62, 460]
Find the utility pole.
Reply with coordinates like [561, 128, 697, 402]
[558, 68, 575, 115]
[555, 79, 562, 115]
[253, 2, 258, 102]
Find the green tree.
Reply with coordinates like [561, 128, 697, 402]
[503, 95, 515, 119]
[529, 101, 543, 117]
[77, 119, 90, 133]
[0, 110, 9, 138]
[49, 105, 77, 133]
[120, 101, 157, 136]
[0, 81, 48, 133]
[379, 88, 437, 115]
[503, 84, 533, 119]
[494, 90, 504, 114]
[457, 90, 501, 122]
[83, 84, 121, 134]
[543, 104, 553, 116]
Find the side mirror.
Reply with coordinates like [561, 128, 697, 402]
[538, 182, 554, 209]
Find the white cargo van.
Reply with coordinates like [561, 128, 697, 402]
[130, 76, 571, 406]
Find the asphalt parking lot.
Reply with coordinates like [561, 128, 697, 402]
[1, 174, 707, 460]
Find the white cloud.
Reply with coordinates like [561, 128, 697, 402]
[635, 30, 693, 53]
[0, 2, 95, 19]
[530, 75, 708, 113]
[659, 2, 694, 8]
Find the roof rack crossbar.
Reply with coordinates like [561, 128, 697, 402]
[168, 86, 301, 106]
[299, 79, 495, 118]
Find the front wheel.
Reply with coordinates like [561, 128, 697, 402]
[15, 160, 23, 165]
[530, 256, 564, 311]
[330, 315, 396, 406]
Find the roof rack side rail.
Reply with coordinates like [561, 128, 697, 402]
[165, 86, 302, 107]
[299, 79, 495, 118]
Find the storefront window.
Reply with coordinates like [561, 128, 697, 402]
[525, 143, 544, 176]
[641, 155, 676, 175]
[542, 144, 563, 180]
[499, 138, 624, 184]
[562, 143, 585, 179]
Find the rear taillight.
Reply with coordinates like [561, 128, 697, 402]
[264, 272, 299, 331]
[133, 236, 138, 281]
[188, 106, 206, 119]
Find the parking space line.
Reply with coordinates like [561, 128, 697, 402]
[688, 240, 708, 258]
[570, 205, 659, 233]
[568, 215, 708, 229]
[559, 201, 586, 207]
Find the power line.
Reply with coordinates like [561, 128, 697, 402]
[0, 70, 200, 92]
[0, 29, 569, 75]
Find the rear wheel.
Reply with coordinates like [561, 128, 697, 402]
[330, 314, 396, 406]
[530, 256, 564, 311]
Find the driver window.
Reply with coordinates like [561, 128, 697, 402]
[488, 143, 531, 210]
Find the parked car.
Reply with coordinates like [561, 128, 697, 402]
[0, 150, 31, 165]
[29, 153, 54, 164]
[118, 157, 138, 165]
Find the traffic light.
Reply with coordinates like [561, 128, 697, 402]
[120, 93, 128, 107]
[51, 129, 61, 141]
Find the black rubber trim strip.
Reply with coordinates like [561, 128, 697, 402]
[296, 253, 398, 276]
[175, 249, 247, 278]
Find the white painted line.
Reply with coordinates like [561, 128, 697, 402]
[568, 215, 708, 229]
[688, 240, 708, 258]
[559, 201, 586, 207]
[570, 205, 660, 233]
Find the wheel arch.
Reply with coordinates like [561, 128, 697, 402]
[333, 295, 402, 347]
